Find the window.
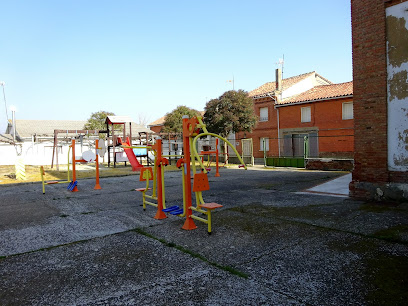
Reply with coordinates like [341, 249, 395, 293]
[342, 102, 353, 120]
[301, 106, 311, 123]
[259, 107, 268, 122]
[260, 137, 269, 151]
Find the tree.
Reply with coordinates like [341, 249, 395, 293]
[203, 90, 257, 138]
[84, 111, 115, 131]
[162, 106, 201, 134]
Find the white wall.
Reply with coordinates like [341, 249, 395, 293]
[0, 136, 238, 166]
[386, 2, 408, 171]
[0, 141, 97, 166]
[282, 76, 315, 100]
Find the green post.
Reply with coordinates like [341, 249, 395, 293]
[263, 138, 266, 167]
[303, 135, 309, 167]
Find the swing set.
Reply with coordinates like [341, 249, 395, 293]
[41, 139, 102, 194]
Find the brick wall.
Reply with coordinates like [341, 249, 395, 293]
[350, 0, 408, 200]
[237, 96, 354, 159]
[236, 97, 279, 158]
[278, 97, 354, 157]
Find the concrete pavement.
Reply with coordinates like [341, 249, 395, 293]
[0, 167, 407, 305]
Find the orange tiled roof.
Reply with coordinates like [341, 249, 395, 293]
[278, 81, 353, 105]
[249, 71, 331, 97]
[148, 116, 166, 127]
[148, 111, 205, 127]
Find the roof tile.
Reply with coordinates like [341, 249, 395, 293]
[279, 81, 353, 105]
[249, 71, 315, 97]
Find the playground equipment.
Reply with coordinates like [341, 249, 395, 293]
[118, 137, 143, 171]
[51, 129, 107, 170]
[41, 145, 72, 194]
[200, 138, 220, 177]
[41, 139, 102, 194]
[136, 115, 246, 234]
[133, 139, 169, 220]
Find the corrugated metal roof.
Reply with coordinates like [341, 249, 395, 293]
[9, 119, 151, 138]
[0, 134, 14, 144]
[105, 116, 133, 124]
[14, 120, 87, 137]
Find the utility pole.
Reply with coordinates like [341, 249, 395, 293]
[1, 81, 9, 134]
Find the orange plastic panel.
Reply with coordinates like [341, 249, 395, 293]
[183, 118, 200, 137]
[192, 173, 210, 192]
[139, 167, 153, 181]
[176, 158, 184, 168]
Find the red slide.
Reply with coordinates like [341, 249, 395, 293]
[122, 137, 143, 171]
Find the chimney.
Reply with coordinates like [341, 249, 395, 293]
[275, 68, 282, 103]
[275, 68, 282, 92]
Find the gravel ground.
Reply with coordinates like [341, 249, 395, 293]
[1, 166, 407, 305]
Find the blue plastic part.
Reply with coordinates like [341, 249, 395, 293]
[162, 205, 179, 213]
[170, 209, 184, 215]
[68, 181, 77, 191]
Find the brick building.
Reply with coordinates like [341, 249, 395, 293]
[236, 71, 354, 160]
[276, 82, 354, 159]
[350, 0, 408, 200]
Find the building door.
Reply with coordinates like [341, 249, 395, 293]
[292, 134, 307, 157]
[283, 132, 318, 158]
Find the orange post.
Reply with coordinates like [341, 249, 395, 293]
[182, 117, 198, 230]
[152, 139, 167, 220]
[71, 139, 79, 192]
[94, 139, 101, 190]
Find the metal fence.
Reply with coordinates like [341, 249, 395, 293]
[259, 134, 354, 160]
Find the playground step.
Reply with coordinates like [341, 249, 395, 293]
[67, 181, 77, 191]
[200, 202, 223, 210]
[162, 205, 179, 213]
[135, 187, 152, 192]
[45, 181, 60, 185]
[170, 209, 184, 215]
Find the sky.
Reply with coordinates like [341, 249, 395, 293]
[0, 0, 352, 131]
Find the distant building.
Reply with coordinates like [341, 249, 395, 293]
[236, 71, 353, 163]
[147, 116, 166, 133]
